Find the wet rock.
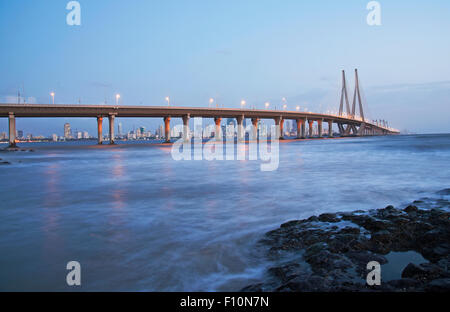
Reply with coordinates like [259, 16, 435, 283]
[426, 278, 450, 291]
[404, 205, 419, 213]
[243, 196, 450, 292]
[318, 213, 340, 223]
[0, 161, 11, 165]
[386, 278, 422, 291]
[401, 263, 446, 281]
[436, 189, 450, 195]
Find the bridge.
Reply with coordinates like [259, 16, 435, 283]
[0, 69, 399, 147]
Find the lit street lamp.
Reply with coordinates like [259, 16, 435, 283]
[50, 92, 55, 104]
[165, 96, 170, 107]
[241, 100, 246, 109]
[296, 106, 300, 111]
[209, 98, 214, 108]
[265, 102, 270, 110]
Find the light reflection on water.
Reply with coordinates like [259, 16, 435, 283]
[0, 134, 449, 291]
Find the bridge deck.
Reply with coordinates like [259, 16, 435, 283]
[0, 104, 398, 134]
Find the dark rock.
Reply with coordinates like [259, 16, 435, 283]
[436, 189, 450, 196]
[401, 263, 445, 280]
[244, 197, 450, 292]
[318, 213, 340, 223]
[386, 278, 422, 291]
[241, 283, 265, 292]
[0, 161, 11, 165]
[426, 278, 450, 291]
[404, 205, 419, 213]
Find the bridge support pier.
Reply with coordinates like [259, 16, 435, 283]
[183, 114, 190, 142]
[97, 117, 103, 145]
[308, 120, 314, 138]
[164, 117, 171, 143]
[215, 117, 222, 141]
[108, 115, 115, 144]
[236, 115, 244, 142]
[317, 119, 323, 138]
[251, 118, 259, 140]
[275, 117, 284, 140]
[296, 119, 305, 139]
[8, 113, 16, 148]
[328, 120, 333, 137]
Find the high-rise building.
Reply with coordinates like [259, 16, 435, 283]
[118, 122, 123, 136]
[64, 123, 71, 139]
[226, 118, 236, 127]
[17, 130, 24, 138]
[52, 134, 58, 142]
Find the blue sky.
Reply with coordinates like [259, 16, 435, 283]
[0, 0, 449, 135]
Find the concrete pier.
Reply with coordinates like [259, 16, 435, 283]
[164, 117, 171, 143]
[251, 118, 259, 140]
[275, 117, 284, 140]
[214, 117, 222, 141]
[308, 120, 314, 138]
[108, 115, 115, 144]
[236, 115, 244, 141]
[97, 117, 103, 145]
[182, 114, 190, 142]
[8, 113, 16, 147]
[328, 120, 333, 137]
[317, 119, 323, 138]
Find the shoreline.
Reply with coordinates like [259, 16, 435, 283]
[243, 189, 450, 292]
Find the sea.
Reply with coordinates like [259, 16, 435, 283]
[0, 134, 449, 291]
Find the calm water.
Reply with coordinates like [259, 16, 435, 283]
[0, 134, 449, 291]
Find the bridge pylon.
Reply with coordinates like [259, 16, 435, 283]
[338, 70, 351, 117]
[351, 69, 365, 122]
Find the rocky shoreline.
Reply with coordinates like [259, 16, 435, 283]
[243, 189, 450, 292]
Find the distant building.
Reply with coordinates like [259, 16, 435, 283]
[0, 132, 6, 140]
[118, 122, 123, 136]
[83, 131, 89, 139]
[226, 118, 236, 127]
[64, 123, 71, 139]
[52, 134, 58, 142]
[17, 130, 24, 138]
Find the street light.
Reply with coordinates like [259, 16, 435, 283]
[241, 100, 246, 109]
[265, 102, 270, 110]
[209, 98, 214, 108]
[165, 96, 170, 107]
[283, 104, 287, 110]
[115, 94, 121, 106]
[296, 106, 300, 111]
[50, 92, 55, 104]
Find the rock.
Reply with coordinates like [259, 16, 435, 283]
[426, 278, 450, 291]
[244, 197, 450, 292]
[318, 213, 340, 223]
[386, 278, 422, 291]
[0, 161, 11, 165]
[436, 189, 450, 196]
[404, 205, 419, 213]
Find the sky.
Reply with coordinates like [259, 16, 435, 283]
[0, 0, 449, 136]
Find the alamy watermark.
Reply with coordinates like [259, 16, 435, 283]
[366, 261, 381, 286]
[367, 1, 382, 26]
[66, 261, 81, 286]
[170, 118, 280, 172]
[66, 1, 81, 26]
